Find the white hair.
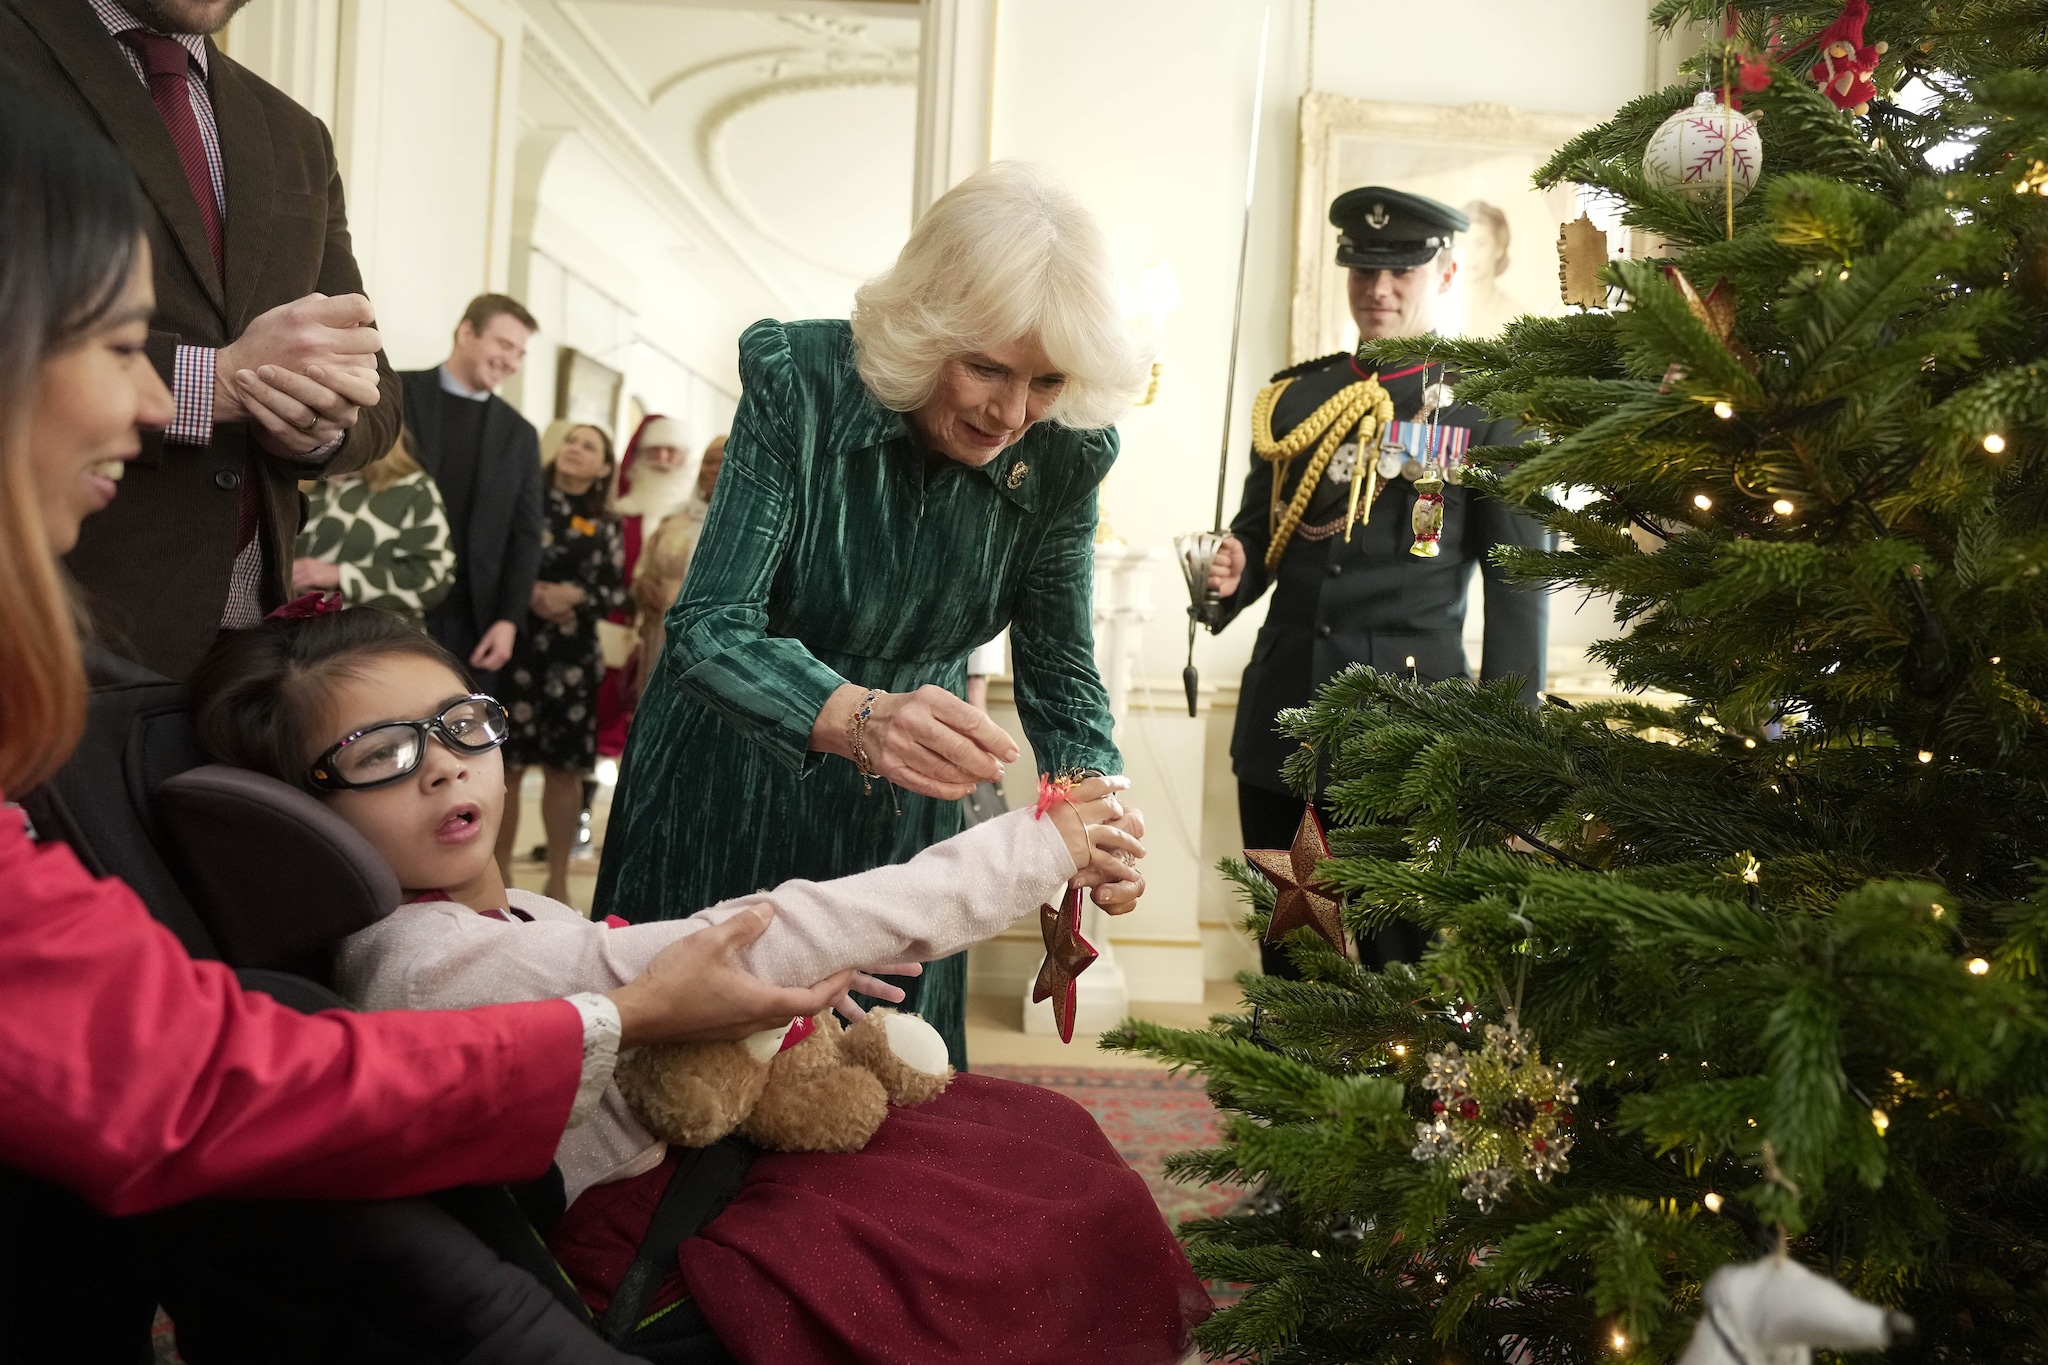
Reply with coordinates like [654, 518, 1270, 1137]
[850, 162, 1148, 432]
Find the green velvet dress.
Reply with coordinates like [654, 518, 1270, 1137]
[592, 318, 1123, 1066]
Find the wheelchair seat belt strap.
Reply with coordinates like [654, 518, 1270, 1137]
[598, 1137, 753, 1344]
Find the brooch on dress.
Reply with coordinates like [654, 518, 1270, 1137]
[1006, 461, 1029, 489]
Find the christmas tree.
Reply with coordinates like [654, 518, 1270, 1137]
[1109, 3, 2048, 1359]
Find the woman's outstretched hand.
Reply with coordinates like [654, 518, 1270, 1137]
[812, 683, 1020, 801]
[1046, 775, 1148, 913]
[606, 905, 855, 1047]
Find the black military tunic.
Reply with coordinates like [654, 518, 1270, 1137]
[1221, 352, 1550, 796]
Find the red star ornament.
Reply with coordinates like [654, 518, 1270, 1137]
[1031, 886, 1098, 1044]
[1247, 805, 1347, 957]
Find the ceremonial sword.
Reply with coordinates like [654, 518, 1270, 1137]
[1176, 2, 1272, 717]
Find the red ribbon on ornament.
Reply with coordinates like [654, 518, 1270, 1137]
[1033, 773, 1077, 820]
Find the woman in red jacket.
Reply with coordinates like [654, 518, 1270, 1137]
[0, 77, 852, 1218]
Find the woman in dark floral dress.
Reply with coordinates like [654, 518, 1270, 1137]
[495, 421, 628, 901]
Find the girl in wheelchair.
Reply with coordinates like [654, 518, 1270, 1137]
[189, 605, 1210, 1365]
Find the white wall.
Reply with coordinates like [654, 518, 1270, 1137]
[518, 244, 739, 448]
[334, 0, 523, 370]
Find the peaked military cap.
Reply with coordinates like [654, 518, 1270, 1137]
[1330, 187, 1469, 270]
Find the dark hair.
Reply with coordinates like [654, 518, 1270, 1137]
[189, 609, 470, 791]
[546, 423, 615, 521]
[0, 76, 148, 792]
[459, 292, 539, 338]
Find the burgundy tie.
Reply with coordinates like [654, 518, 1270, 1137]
[121, 32, 223, 279]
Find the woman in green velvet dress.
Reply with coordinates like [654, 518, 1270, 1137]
[594, 163, 1151, 1065]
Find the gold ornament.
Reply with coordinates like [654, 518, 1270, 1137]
[1666, 267, 1758, 373]
[1409, 464, 1446, 558]
[1557, 214, 1609, 308]
[1556, 214, 1605, 311]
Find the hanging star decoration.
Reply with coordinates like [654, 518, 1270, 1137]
[1247, 805, 1346, 958]
[1032, 887, 1098, 1044]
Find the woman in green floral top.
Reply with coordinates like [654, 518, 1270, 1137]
[293, 432, 454, 625]
[595, 164, 1153, 1064]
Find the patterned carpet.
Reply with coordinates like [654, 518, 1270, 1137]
[974, 1063, 1244, 1227]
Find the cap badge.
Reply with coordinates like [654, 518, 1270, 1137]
[1006, 461, 1029, 489]
[1365, 202, 1390, 230]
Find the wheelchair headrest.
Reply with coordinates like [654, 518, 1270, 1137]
[154, 766, 402, 971]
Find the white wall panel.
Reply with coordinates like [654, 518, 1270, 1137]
[337, 0, 522, 371]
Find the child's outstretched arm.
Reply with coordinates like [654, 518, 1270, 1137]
[684, 776, 1145, 992]
[339, 782, 1140, 1016]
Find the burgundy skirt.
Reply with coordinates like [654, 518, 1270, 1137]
[550, 1073, 1211, 1364]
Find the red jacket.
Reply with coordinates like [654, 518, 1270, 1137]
[0, 804, 582, 1215]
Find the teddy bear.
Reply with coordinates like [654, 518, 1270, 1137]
[614, 1006, 954, 1152]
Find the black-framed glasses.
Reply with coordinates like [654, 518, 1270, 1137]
[306, 695, 510, 792]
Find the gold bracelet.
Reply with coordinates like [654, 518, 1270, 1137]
[848, 688, 883, 795]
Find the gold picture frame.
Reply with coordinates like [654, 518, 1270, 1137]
[1290, 93, 1600, 364]
[554, 346, 624, 435]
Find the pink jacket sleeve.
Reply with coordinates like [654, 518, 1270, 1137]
[0, 807, 583, 1216]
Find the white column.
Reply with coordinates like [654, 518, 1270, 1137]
[329, 0, 525, 365]
[1021, 545, 1163, 1035]
[912, 0, 997, 219]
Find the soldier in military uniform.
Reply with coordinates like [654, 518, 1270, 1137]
[1207, 187, 1550, 972]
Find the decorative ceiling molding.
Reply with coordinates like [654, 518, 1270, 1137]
[519, 21, 805, 310]
[698, 67, 916, 277]
[523, 0, 919, 307]
[767, 12, 893, 45]
[566, 0, 913, 14]
[647, 37, 915, 106]
[551, 0, 654, 107]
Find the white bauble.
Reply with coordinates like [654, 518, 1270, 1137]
[1643, 91, 1763, 204]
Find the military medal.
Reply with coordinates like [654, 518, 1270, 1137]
[1325, 441, 1359, 485]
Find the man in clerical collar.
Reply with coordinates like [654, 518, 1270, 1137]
[1207, 185, 1550, 972]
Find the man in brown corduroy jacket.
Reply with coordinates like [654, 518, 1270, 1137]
[2, 0, 402, 678]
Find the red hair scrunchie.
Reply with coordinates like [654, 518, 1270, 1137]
[266, 590, 346, 622]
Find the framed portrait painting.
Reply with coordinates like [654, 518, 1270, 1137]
[1290, 93, 1602, 364]
[554, 347, 625, 434]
